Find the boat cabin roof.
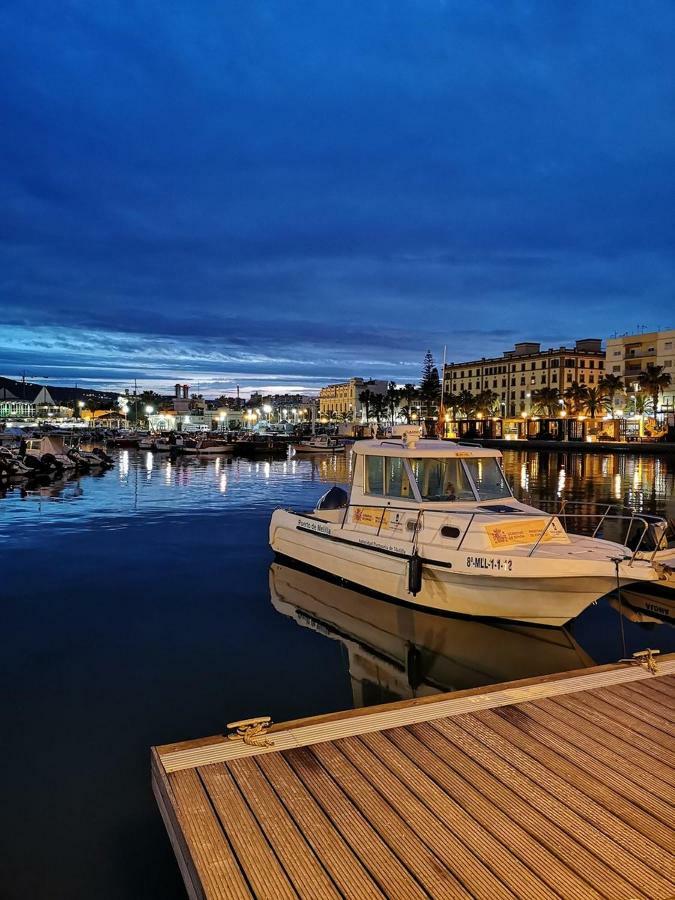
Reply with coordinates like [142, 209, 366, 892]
[352, 439, 502, 460]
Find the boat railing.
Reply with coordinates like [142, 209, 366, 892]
[338, 500, 663, 564]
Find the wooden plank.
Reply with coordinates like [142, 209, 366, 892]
[612, 681, 675, 722]
[198, 763, 297, 900]
[427, 718, 647, 898]
[302, 742, 472, 897]
[356, 731, 553, 900]
[226, 758, 341, 900]
[595, 685, 675, 738]
[564, 690, 674, 753]
[337, 736, 517, 900]
[634, 676, 675, 701]
[473, 707, 675, 856]
[384, 725, 594, 900]
[158, 657, 675, 772]
[461, 710, 675, 892]
[551, 692, 675, 781]
[151, 752, 205, 900]
[482, 703, 675, 829]
[167, 768, 252, 900]
[522, 699, 675, 803]
[256, 752, 388, 899]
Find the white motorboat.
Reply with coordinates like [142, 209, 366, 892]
[291, 434, 347, 454]
[269, 437, 675, 625]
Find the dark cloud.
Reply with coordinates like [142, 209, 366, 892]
[1, 1, 674, 393]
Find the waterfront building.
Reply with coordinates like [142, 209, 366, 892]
[605, 328, 675, 412]
[0, 399, 36, 419]
[319, 378, 388, 421]
[444, 339, 605, 418]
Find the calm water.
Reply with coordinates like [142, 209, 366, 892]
[2, 447, 674, 899]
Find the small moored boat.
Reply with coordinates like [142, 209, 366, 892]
[270, 436, 675, 625]
[291, 434, 347, 454]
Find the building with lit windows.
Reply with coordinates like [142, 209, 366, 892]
[605, 328, 675, 412]
[443, 339, 605, 418]
[319, 378, 388, 421]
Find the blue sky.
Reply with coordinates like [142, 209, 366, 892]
[1, 1, 674, 396]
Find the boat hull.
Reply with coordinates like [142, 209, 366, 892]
[269, 510, 656, 626]
[182, 446, 234, 455]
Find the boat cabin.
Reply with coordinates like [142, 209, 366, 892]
[313, 439, 568, 554]
[348, 439, 513, 508]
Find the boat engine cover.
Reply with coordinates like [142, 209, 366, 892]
[316, 486, 349, 510]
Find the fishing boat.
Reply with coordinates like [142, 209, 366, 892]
[291, 434, 347, 454]
[269, 436, 675, 625]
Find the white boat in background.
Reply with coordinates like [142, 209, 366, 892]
[291, 435, 347, 454]
[269, 562, 594, 702]
[182, 439, 235, 455]
[270, 436, 675, 626]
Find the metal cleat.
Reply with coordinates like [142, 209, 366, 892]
[226, 716, 274, 748]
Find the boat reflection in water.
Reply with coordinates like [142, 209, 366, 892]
[609, 584, 675, 627]
[269, 561, 596, 706]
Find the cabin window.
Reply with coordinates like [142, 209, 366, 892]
[409, 458, 475, 502]
[365, 456, 413, 498]
[463, 458, 512, 500]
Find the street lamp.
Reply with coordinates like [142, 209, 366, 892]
[145, 405, 154, 415]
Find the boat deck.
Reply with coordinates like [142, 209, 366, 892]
[152, 654, 675, 899]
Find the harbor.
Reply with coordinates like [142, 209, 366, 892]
[2, 445, 675, 898]
[153, 653, 675, 900]
[3, 3, 675, 896]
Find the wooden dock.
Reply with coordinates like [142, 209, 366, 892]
[152, 654, 675, 899]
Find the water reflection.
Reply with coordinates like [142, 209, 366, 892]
[270, 562, 594, 705]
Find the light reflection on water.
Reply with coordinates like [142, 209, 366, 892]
[1, 447, 672, 538]
[1, 446, 674, 900]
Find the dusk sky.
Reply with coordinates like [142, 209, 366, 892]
[1, 2, 674, 397]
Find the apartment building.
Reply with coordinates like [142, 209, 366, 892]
[319, 378, 388, 420]
[605, 328, 675, 410]
[444, 339, 605, 418]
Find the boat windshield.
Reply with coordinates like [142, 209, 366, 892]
[409, 458, 476, 502]
[463, 457, 512, 500]
[409, 456, 511, 501]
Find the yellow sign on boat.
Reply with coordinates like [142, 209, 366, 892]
[352, 507, 391, 528]
[484, 518, 567, 548]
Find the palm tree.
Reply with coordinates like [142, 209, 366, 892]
[457, 390, 476, 418]
[475, 389, 499, 417]
[625, 390, 651, 437]
[531, 387, 561, 417]
[358, 389, 375, 422]
[583, 386, 604, 418]
[444, 392, 460, 421]
[563, 381, 589, 416]
[638, 364, 672, 417]
[598, 373, 624, 418]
